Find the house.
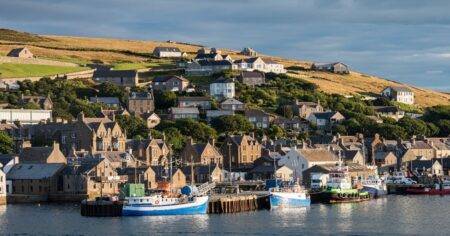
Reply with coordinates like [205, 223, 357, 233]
[307, 111, 345, 128]
[372, 106, 405, 121]
[311, 62, 349, 74]
[142, 112, 161, 128]
[178, 96, 211, 109]
[101, 108, 130, 121]
[342, 150, 365, 166]
[152, 46, 182, 58]
[127, 92, 154, 115]
[19, 142, 67, 164]
[278, 148, 339, 181]
[0, 79, 20, 91]
[374, 151, 398, 167]
[195, 53, 223, 61]
[273, 116, 309, 133]
[151, 76, 190, 92]
[263, 58, 287, 74]
[92, 70, 139, 87]
[185, 60, 236, 76]
[222, 55, 233, 61]
[20, 95, 53, 110]
[7, 163, 65, 202]
[62, 157, 121, 200]
[169, 107, 199, 120]
[234, 57, 286, 74]
[209, 77, 235, 100]
[381, 86, 414, 105]
[221, 134, 262, 168]
[239, 71, 265, 86]
[206, 109, 234, 122]
[89, 97, 121, 108]
[29, 112, 127, 155]
[240, 47, 257, 56]
[182, 165, 224, 184]
[0, 109, 52, 125]
[92, 151, 137, 169]
[426, 137, 450, 158]
[220, 98, 245, 111]
[126, 138, 170, 166]
[404, 159, 444, 176]
[245, 109, 272, 129]
[292, 100, 323, 118]
[249, 156, 293, 181]
[181, 138, 223, 166]
[7, 47, 33, 58]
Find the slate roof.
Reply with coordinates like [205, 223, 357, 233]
[312, 111, 340, 120]
[234, 57, 260, 64]
[170, 107, 199, 114]
[89, 97, 120, 105]
[195, 53, 221, 60]
[7, 47, 28, 57]
[93, 70, 137, 78]
[153, 75, 188, 83]
[245, 109, 269, 117]
[129, 92, 153, 100]
[389, 86, 412, 92]
[7, 163, 64, 180]
[63, 158, 103, 175]
[221, 98, 243, 105]
[19, 146, 54, 164]
[0, 154, 18, 167]
[197, 60, 233, 66]
[153, 47, 181, 52]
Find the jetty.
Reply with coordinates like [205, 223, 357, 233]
[208, 194, 270, 214]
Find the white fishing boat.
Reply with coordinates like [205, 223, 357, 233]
[361, 176, 387, 198]
[269, 184, 310, 208]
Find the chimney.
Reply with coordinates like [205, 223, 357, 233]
[209, 138, 215, 147]
[410, 136, 416, 145]
[250, 132, 255, 139]
[77, 111, 85, 122]
[53, 141, 60, 150]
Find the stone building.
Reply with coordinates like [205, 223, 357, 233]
[181, 138, 223, 166]
[152, 47, 182, 58]
[292, 100, 323, 118]
[93, 70, 139, 87]
[381, 86, 414, 105]
[221, 134, 262, 168]
[238, 71, 265, 86]
[7, 47, 33, 58]
[127, 92, 154, 115]
[126, 138, 170, 166]
[151, 76, 190, 92]
[20, 95, 53, 110]
[311, 62, 349, 74]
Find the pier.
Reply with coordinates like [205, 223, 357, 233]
[207, 194, 270, 214]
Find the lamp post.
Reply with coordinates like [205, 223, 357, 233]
[227, 141, 232, 183]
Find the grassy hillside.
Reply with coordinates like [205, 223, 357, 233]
[0, 63, 87, 78]
[0, 29, 448, 107]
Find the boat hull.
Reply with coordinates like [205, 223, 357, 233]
[314, 190, 370, 204]
[122, 196, 209, 216]
[269, 192, 310, 208]
[406, 187, 450, 195]
[362, 185, 387, 198]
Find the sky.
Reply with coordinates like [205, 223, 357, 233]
[1, 0, 450, 91]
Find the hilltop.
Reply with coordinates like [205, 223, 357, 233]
[0, 28, 449, 107]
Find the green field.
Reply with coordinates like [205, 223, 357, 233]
[112, 60, 175, 70]
[0, 63, 87, 78]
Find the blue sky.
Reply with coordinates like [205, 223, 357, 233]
[1, 0, 450, 91]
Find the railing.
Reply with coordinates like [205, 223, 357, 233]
[197, 182, 216, 196]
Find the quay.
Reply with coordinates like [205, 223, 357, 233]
[208, 194, 270, 214]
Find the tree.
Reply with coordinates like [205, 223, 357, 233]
[154, 90, 177, 110]
[268, 125, 285, 139]
[163, 127, 185, 152]
[173, 119, 217, 142]
[97, 82, 127, 103]
[210, 115, 253, 134]
[116, 115, 149, 139]
[23, 102, 41, 109]
[0, 131, 13, 154]
[398, 116, 430, 136]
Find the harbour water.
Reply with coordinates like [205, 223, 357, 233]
[0, 195, 449, 235]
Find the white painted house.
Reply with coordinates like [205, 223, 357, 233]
[381, 86, 414, 105]
[209, 77, 235, 100]
[278, 148, 339, 181]
[307, 111, 345, 128]
[0, 109, 52, 124]
[152, 47, 182, 58]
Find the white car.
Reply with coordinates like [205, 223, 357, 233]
[393, 178, 417, 185]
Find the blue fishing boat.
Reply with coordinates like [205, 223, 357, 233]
[122, 195, 209, 216]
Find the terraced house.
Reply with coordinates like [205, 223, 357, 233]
[221, 134, 262, 168]
[29, 112, 126, 155]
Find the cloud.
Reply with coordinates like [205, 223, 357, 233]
[0, 0, 450, 91]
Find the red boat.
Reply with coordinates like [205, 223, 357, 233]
[406, 181, 450, 195]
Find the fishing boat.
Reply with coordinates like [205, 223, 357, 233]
[405, 179, 450, 195]
[122, 184, 212, 216]
[269, 183, 311, 208]
[317, 170, 370, 204]
[361, 175, 387, 198]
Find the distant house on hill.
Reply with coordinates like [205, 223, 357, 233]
[152, 75, 190, 92]
[93, 70, 139, 87]
[89, 97, 120, 108]
[241, 47, 258, 56]
[152, 46, 182, 58]
[169, 107, 199, 120]
[381, 86, 414, 105]
[220, 98, 245, 111]
[292, 100, 323, 118]
[185, 60, 236, 76]
[239, 71, 265, 86]
[312, 62, 349, 74]
[245, 109, 272, 128]
[307, 111, 345, 128]
[7, 47, 33, 58]
[127, 92, 154, 115]
[209, 77, 235, 100]
[371, 106, 405, 121]
[178, 96, 211, 110]
[20, 95, 53, 110]
[195, 53, 223, 61]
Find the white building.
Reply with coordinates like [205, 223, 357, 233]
[234, 57, 286, 74]
[0, 109, 52, 124]
[209, 77, 235, 100]
[152, 47, 182, 58]
[381, 86, 414, 105]
[278, 148, 339, 181]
